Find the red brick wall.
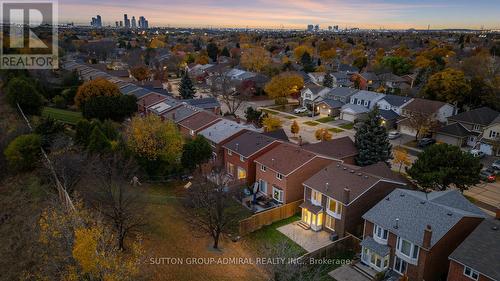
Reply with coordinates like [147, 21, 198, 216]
[285, 157, 334, 203]
[447, 260, 493, 281]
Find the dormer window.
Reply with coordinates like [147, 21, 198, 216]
[473, 124, 481, 131]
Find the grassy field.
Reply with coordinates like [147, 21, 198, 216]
[303, 121, 320, 126]
[315, 116, 335, 123]
[328, 127, 344, 133]
[339, 123, 354, 130]
[42, 107, 83, 125]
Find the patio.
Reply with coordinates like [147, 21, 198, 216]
[277, 221, 333, 252]
[241, 192, 280, 213]
[328, 264, 371, 281]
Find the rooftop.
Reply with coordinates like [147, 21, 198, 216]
[198, 120, 254, 144]
[223, 131, 277, 158]
[254, 143, 319, 175]
[178, 111, 220, 131]
[302, 136, 358, 160]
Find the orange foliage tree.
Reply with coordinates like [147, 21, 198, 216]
[74, 78, 121, 108]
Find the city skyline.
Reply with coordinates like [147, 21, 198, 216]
[60, 0, 500, 29]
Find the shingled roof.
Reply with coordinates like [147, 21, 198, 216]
[448, 107, 499, 126]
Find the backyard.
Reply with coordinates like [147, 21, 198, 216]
[42, 106, 83, 125]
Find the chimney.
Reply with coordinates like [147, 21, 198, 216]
[495, 207, 500, 220]
[235, 116, 240, 124]
[236, 143, 239, 151]
[423, 225, 432, 249]
[343, 188, 350, 204]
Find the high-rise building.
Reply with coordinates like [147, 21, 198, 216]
[124, 14, 130, 28]
[90, 15, 102, 27]
[119, 20, 123, 27]
[314, 24, 319, 32]
[131, 16, 137, 28]
[115, 21, 119, 27]
[138, 16, 148, 29]
[144, 20, 148, 29]
[307, 24, 314, 32]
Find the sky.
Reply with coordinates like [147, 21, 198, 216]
[59, 0, 500, 30]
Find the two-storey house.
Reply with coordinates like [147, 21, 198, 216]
[340, 90, 385, 122]
[300, 162, 406, 237]
[361, 189, 485, 280]
[177, 111, 221, 139]
[398, 98, 456, 137]
[315, 87, 359, 117]
[300, 83, 331, 108]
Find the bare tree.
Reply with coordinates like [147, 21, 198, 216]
[402, 111, 438, 141]
[208, 70, 252, 116]
[183, 170, 241, 249]
[85, 154, 146, 251]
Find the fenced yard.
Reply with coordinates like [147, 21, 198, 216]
[239, 199, 303, 236]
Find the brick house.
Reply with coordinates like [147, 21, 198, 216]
[137, 93, 169, 114]
[198, 120, 256, 167]
[447, 219, 500, 281]
[146, 98, 182, 117]
[223, 131, 280, 185]
[360, 189, 485, 280]
[177, 111, 221, 138]
[300, 162, 407, 238]
[254, 143, 334, 204]
[302, 136, 358, 165]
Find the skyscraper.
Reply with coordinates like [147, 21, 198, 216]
[131, 16, 137, 28]
[115, 21, 119, 27]
[139, 16, 148, 28]
[124, 14, 130, 28]
[90, 15, 102, 27]
[119, 21, 123, 27]
[307, 24, 314, 32]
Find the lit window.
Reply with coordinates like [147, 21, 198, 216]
[464, 266, 479, 280]
[227, 150, 232, 156]
[327, 197, 342, 218]
[260, 165, 267, 172]
[276, 173, 284, 180]
[311, 190, 322, 206]
[237, 167, 247, 180]
[272, 186, 284, 202]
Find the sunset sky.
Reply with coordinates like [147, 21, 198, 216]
[59, 0, 500, 30]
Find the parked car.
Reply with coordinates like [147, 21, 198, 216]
[480, 168, 496, 182]
[469, 149, 486, 159]
[417, 138, 436, 148]
[492, 160, 500, 170]
[294, 106, 308, 114]
[388, 131, 401, 140]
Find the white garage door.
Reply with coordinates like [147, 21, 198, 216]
[399, 125, 417, 136]
[479, 143, 493, 155]
[341, 112, 356, 122]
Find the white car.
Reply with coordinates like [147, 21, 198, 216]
[388, 131, 401, 140]
[470, 149, 486, 158]
[294, 107, 308, 114]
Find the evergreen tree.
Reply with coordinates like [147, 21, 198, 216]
[323, 71, 334, 88]
[220, 46, 230, 57]
[181, 136, 212, 171]
[206, 42, 219, 62]
[354, 107, 392, 166]
[300, 52, 315, 73]
[87, 126, 111, 153]
[179, 72, 196, 99]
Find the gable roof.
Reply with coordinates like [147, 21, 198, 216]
[254, 143, 320, 175]
[351, 90, 385, 102]
[162, 104, 199, 122]
[198, 120, 253, 144]
[326, 87, 359, 98]
[262, 128, 289, 142]
[182, 97, 220, 109]
[448, 107, 499, 126]
[178, 111, 220, 131]
[223, 131, 277, 158]
[402, 98, 450, 115]
[379, 109, 399, 121]
[449, 219, 500, 281]
[363, 189, 485, 248]
[437, 122, 474, 137]
[148, 98, 182, 115]
[303, 136, 358, 160]
[379, 94, 412, 107]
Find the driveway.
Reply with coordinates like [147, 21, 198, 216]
[277, 222, 333, 253]
[465, 180, 500, 215]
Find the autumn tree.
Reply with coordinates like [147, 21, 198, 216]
[126, 115, 183, 174]
[403, 111, 438, 141]
[184, 171, 242, 249]
[319, 48, 336, 61]
[209, 69, 251, 115]
[291, 120, 300, 136]
[179, 72, 197, 99]
[130, 66, 150, 82]
[240, 47, 271, 72]
[264, 72, 304, 104]
[74, 78, 121, 108]
[262, 115, 283, 132]
[244, 107, 264, 127]
[315, 128, 332, 141]
[294, 45, 314, 61]
[206, 42, 219, 61]
[422, 68, 471, 107]
[393, 147, 411, 173]
[4, 134, 41, 171]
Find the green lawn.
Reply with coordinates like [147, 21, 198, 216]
[328, 127, 344, 133]
[42, 107, 83, 125]
[245, 214, 306, 256]
[339, 123, 354, 130]
[315, 116, 335, 123]
[303, 121, 320, 126]
[261, 108, 280, 115]
[284, 115, 297, 120]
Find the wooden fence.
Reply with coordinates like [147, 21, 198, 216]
[239, 199, 303, 236]
[299, 233, 361, 262]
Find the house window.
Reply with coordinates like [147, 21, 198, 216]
[364, 100, 368, 107]
[276, 173, 284, 180]
[325, 215, 335, 230]
[357, 100, 362, 105]
[237, 167, 247, 180]
[373, 225, 388, 242]
[240, 155, 245, 162]
[396, 237, 419, 260]
[260, 164, 267, 172]
[311, 190, 322, 206]
[463, 266, 479, 280]
[227, 150, 232, 156]
[327, 197, 342, 219]
[473, 124, 481, 131]
[259, 179, 267, 193]
[489, 131, 499, 139]
[393, 257, 407, 275]
[272, 186, 284, 203]
[190, 130, 195, 136]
